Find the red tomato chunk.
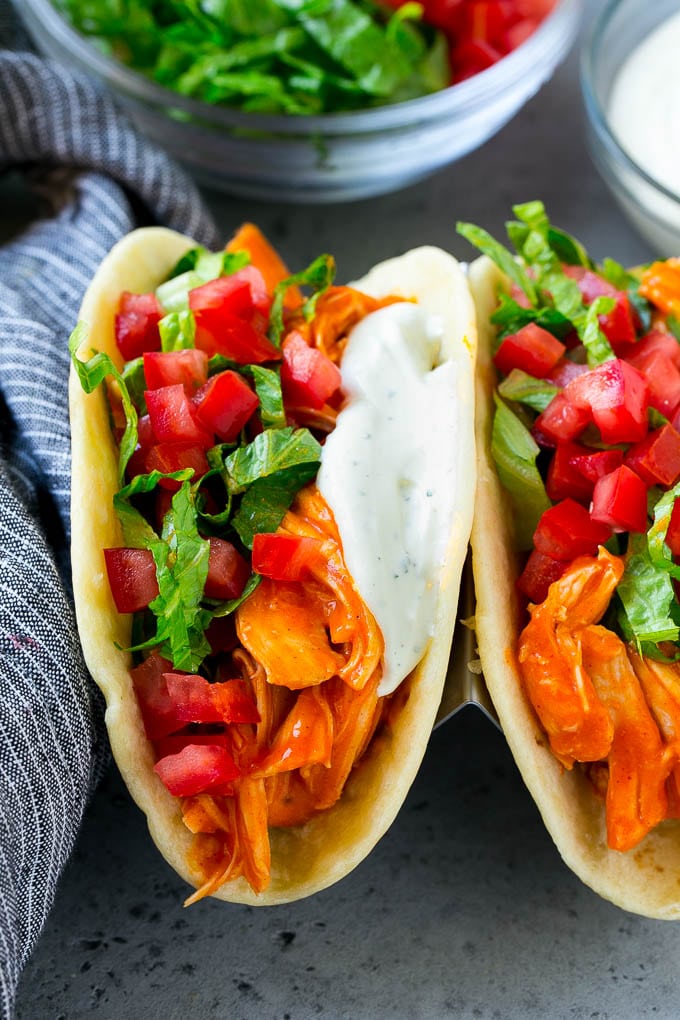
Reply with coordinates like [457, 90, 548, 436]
[252, 533, 324, 581]
[516, 549, 566, 604]
[154, 743, 240, 797]
[545, 441, 595, 503]
[104, 547, 159, 614]
[193, 371, 259, 442]
[625, 425, 680, 488]
[205, 537, 251, 601]
[143, 349, 208, 392]
[281, 330, 342, 410]
[533, 392, 590, 446]
[115, 291, 162, 361]
[565, 359, 649, 444]
[591, 465, 648, 533]
[145, 442, 209, 489]
[189, 270, 279, 363]
[163, 672, 225, 724]
[146, 383, 213, 448]
[571, 448, 623, 484]
[493, 322, 566, 379]
[533, 499, 611, 561]
[130, 652, 179, 741]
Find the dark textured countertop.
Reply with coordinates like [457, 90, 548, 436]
[14, 4, 680, 1017]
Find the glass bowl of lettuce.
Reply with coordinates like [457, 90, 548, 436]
[16, 0, 582, 203]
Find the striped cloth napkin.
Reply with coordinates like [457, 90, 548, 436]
[0, 11, 218, 1015]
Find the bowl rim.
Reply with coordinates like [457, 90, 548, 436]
[581, 0, 680, 207]
[18, 0, 583, 135]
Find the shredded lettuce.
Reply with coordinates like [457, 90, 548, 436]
[68, 322, 138, 485]
[268, 253, 335, 347]
[497, 369, 559, 413]
[490, 395, 550, 550]
[458, 201, 616, 366]
[54, 0, 449, 114]
[617, 532, 680, 647]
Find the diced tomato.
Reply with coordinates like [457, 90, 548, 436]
[251, 533, 324, 581]
[493, 322, 566, 379]
[628, 349, 680, 418]
[504, 17, 538, 49]
[280, 330, 343, 410]
[145, 442, 209, 489]
[191, 267, 270, 318]
[516, 549, 566, 604]
[625, 424, 680, 488]
[628, 328, 680, 369]
[451, 38, 502, 81]
[545, 441, 595, 503]
[571, 447, 623, 484]
[145, 383, 213, 448]
[143, 349, 208, 393]
[114, 291, 162, 361]
[189, 271, 279, 363]
[163, 672, 225, 724]
[154, 730, 230, 760]
[563, 266, 637, 354]
[192, 371, 259, 442]
[153, 743, 240, 797]
[598, 293, 638, 353]
[193, 310, 279, 363]
[533, 391, 590, 446]
[103, 547, 159, 613]
[164, 672, 259, 726]
[666, 498, 680, 557]
[563, 265, 618, 302]
[130, 652, 180, 741]
[210, 678, 261, 724]
[509, 282, 532, 309]
[205, 538, 250, 601]
[565, 359, 649, 444]
[460, 1, 512, 50]
[590, 465, 648, 533]
[546, 358, 589, 388]
[533, 499, 611, 561]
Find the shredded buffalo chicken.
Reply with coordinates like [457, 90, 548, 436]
[183, 485, 386, 903]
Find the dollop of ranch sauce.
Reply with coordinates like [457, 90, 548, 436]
[316, 301, 458, 696]
[608, 12, 680, 197]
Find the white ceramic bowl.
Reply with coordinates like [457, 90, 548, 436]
[582, 0, 680, 256]
[18, 0, 582, 203]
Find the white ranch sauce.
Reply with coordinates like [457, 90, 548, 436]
[608, 13, 680, 197]
[317, 301, 458, 697]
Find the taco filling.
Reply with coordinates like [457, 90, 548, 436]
[70, 224, 473, 903]
[459, 202, 680, 860]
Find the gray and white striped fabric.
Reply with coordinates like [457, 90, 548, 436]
[0, 23, 218, 1017]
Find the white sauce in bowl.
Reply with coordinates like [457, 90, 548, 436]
[608, 11, 680, 198]
[317, 302, 459, 696]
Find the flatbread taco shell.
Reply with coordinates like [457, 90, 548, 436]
[469, 254, 680, 920]
[69, 227, 477, 905]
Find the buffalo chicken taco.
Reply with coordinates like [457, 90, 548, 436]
[69, 223, 476, 905]
[460, 201, 680, 919]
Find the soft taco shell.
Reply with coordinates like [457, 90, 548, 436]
[469, 254, 680, 920]
[69, 227, 477, 905]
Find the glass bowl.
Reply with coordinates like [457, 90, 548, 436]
[17, 0, 582, 204]
[582, 0, 680, 256]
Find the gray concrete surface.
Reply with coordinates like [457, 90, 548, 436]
[15, 3, 680, 1017]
